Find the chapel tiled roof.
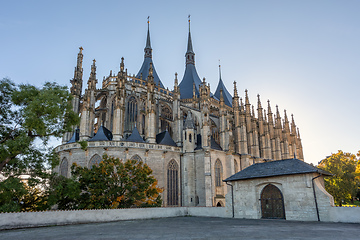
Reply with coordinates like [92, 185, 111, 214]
[224, 158, 332, 182]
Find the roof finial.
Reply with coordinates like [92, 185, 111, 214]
[219, 59, 222, 80]
[188, 14, 191, 31]
[147, 16, 150, 25]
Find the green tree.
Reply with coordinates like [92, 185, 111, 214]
[0, 78, 79, 212]
[0, 78, 79, 174]
[70, 155, 162, 209]
[0, 177, 28, 212]
[318, 150, 360, 206]
[46, 174, 81, 210]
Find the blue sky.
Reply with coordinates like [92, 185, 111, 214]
[1, 0, 359, 164]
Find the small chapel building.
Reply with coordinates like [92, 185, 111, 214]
[224, 158, 334, 221]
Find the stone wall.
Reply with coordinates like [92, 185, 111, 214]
[1, 206, 359, 230]
[0, 207, 223, 230]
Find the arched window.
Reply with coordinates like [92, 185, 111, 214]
[60, 158, 68, 177]
[215, 159, 222, 187]
[160, 104, 172, 135]
[89, 154, 102, 168]
[130, 154, 142, 162]
[167, 160, 179, 206]
[211, 120, 219, 145]
[126, 96, 138, 132]
[189, 134, 192, 142]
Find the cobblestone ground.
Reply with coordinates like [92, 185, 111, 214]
[0, 217, 359, 240]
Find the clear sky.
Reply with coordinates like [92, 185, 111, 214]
[1, 0, 359, 165]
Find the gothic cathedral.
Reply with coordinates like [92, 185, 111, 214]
[56, 19, 304, 207]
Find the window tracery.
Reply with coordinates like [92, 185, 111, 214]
[167, 160, 179, 206]
[215, 159, 222, 187]
[89, 154, 102, 168]
[125, 96, 138, 132]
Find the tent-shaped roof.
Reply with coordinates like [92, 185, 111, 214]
[126, 126, 145, 143]
[179, 63, 202, 99]
[88, 126, 113, 141]
[224, 158, 332, 182]
[66, 128, 80, 144]
[214, 78, 233, 107]
[156, 130, 177, 146]
[136, 57, 164, 88]
[136, 22, 164, 88]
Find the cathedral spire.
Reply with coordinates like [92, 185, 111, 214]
[186, 14, 195, 65]
[178, 15, 202, 99]
[135, 17, 164, 88]
[144, 16, 152, 58]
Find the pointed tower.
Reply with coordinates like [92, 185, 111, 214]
[282, 110, 291, 159]
[63, 47, 84, 143]
[179, 16, 202, 99]
[136, 17, 164, 88]
[145, 62, 156, 143]
[113, 57, 126, 141]
[80, 59, 97, 141]
[257, 95, 266, 158]
[274, 105, 282, 160]
[219, 89, 227, 150]
[214, 63, 233, 107]
[172, 73, 182, 146]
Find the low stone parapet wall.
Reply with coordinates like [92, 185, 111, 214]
[328, 206, 360, 223]
[1, 206, 359, 230]
[0, 207, 228, 230]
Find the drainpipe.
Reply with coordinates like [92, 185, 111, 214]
[312, 174, 322, 221]
[225, 181, 234, 218]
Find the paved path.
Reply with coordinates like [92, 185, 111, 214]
[0, 217, 359, 240]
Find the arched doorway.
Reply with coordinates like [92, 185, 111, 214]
[260, 184, 285, 219]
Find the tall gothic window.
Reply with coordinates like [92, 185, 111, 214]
[60, 158, 68, 177]
[167, 160, 179, 206]
[215, 159, 222, 187]
[89, 154, 102, 168]
[160, 104, 172, 135]
[126, 96, 138, 132]
[211, 120, 219, 145]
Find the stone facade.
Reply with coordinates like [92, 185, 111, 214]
[55, 19, 304, 207]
